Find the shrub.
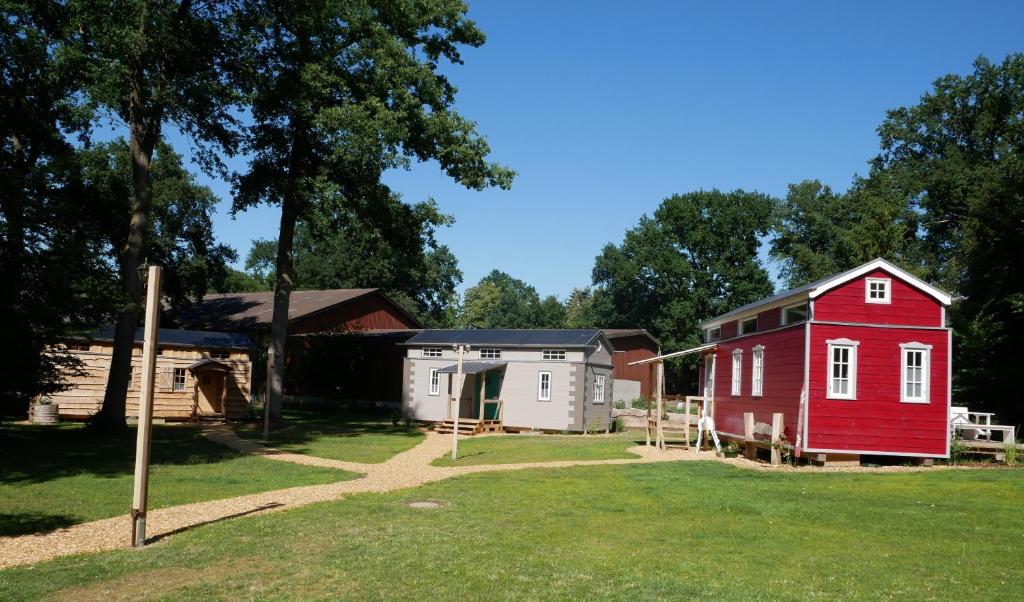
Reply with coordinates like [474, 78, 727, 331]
[586, 417, 606, 435]
[629, 397, 649, 410]
[1003, 439, 1018, 466]
[612, 400, 626, 409]
[612, 417, 626, 433]
[950, 436, 969, 465]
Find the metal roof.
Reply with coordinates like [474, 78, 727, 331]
[404, 329, 604, 348]
[81, 327, 251, 350]
[170, 288, 422, 331]
[437, 361, 507, 374]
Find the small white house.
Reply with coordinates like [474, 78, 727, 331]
[401, 329, 615, 433]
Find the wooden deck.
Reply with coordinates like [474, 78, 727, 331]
[435, 418, 503, 436]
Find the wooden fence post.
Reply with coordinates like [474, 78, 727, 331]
[743, 412, 755, 459]
[131, 265, 161, 547]
[770, 412, 784, 466]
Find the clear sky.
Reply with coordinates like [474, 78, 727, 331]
[170, 1, 1024, 298]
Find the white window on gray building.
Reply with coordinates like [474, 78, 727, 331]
[538, 371, 551, 401]
[480, 348, 502, 359]
[429, 368, 440, 396]
[423, 347, 443, 358]
[594, 375, 605, 403]
[542, 349, 566, 360]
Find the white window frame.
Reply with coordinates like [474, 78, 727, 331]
[826, 338, 859, 400]
[739, 317, 758, 335]
[900, 342, 932, 404]
[731, 349, 742, 396]
[542, 349, 566, 360]
[423, 347, 443, 358]
[594, 374, 605, 404]
[781, 302, 809, 325]
[751, 345, 764, 397]
[865, 277, 891, 304]
[172, 368, 187, 391]
[705, 327, 721, 343]
[480, 348, 502, 359]
[428, 368, 440, 396]
[538, 371, 551, 401]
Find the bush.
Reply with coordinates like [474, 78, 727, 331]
[629, 397, 649, 410]
[1004, 439, 1018, 466]
[950, 436, 969, 465]
[612, 417, 626, 433]
[612, 400, 626, 409]
[586, 417, 606, 435]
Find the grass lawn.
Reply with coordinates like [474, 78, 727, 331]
[431, 431, 646, 466]
[5, 461, 1020, 600]
[235, 408, 425, 464]
[0, 423, 356, 537]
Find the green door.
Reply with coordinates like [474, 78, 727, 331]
[485, 370, 502, 399]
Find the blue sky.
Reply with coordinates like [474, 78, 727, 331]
[164, 1, 1024, 299]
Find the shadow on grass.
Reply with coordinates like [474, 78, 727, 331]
[146, 502, 284, 544]
[235, 407, 424, 450]
[0, 512, 79, 537]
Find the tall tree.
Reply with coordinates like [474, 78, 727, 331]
[592, 190, 775, 391]
[770, 177, 927, 288]
[70, 0, 245, 429]
[874, 54, 1024, 426]
[236, 0, 514, 419]
[458, 270, 543, 329]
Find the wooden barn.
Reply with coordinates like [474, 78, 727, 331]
[171, 288, 423, 403]
[691, 258, 952, 462]
[50, 328, 252, 421]
[603, 329, 660, 401]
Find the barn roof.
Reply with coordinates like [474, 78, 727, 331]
[403, 329, 606, 348]
[699, 258, 953, 328]
[79, 327, 251, 350]
[170, 288, 422, 332]
[602, 328, 662, 348]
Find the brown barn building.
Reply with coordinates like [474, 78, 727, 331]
[603, 329, 661, 401]
[51, 328, 252, 421]
[171, 288, 423, 403]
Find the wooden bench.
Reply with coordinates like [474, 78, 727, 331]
[741, 412, 785, 466]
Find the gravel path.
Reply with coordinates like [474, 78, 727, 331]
[0, 427, 953, 570]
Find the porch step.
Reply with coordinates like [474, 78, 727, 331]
[194, 413, 226, 423]
[435, 419, 502, 436]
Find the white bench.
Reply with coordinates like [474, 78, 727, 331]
[951, 406, 1016, 443]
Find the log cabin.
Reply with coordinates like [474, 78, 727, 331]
[49, 328, 252, 421]
[695, 258, 953, 463]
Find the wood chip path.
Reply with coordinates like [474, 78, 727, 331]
[0, 427, 951, 570]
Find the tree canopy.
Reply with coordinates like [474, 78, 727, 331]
[458, 270, 545, 329]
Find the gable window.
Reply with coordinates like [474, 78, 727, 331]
[782, 302, 809, 325]
[739, 317, 758, 335]
[900, 343, 932, 403]
[731, 349, 742, 396]
[172, 368, 187, 391]
[594, 375, 606, 403]
[423, 347, 443, 358]
[542, 349, 566, 360]
[480, 348, 502, 359]
[751, 345, 764, 397]
[865, 277, 891, 304]
[704, 327, 721, 343]
[538, 371, 552, 401]
[428, 368, 440, 396]
[209, 350, 229, 360]
[826, 338, 859, 399]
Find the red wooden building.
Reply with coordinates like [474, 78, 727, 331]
[603, 329, 661, 398]
[696, 259, 952, 460]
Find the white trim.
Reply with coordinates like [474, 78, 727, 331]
[802, 446, 947, 459]
[627, 343, 717, 366]
[703, 354, 716, 399]
[865, 277, 892, 304]
[537, 371, 551, 401]
[808, 258, 952, 305]
[731, 349, 742, 396]
[479, 348, 502, 359]
[428, 368, 440, 396]
[739, 316, 758, 335]
[541, 349, 566, 361]
[751, 345, 764, 397]
[946, 329, 952, 457]
[422, 347, 443, 358]
[594, 374, 605, 404]
[801, 319, 811, 451]
[781, 301, 809, 326]
[825, 338, 858, 400]
[899, 342, 932, 404]
[810, 320, 949, 331]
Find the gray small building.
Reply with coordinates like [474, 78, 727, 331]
[401, 329, 615, 433]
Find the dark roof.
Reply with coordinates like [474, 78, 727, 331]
[403, 329, 604, 348]
[170, 288, 422, 331]
[437, 360, 507, 374]
[186, 359, 231, 372]
[602, 328, 662, 348]
[79, 327, 251, 350]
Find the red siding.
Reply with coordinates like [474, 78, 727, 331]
[806, 323, 949, 456]
[758, 307, 782, 330]
[705, 324, 806, 442]
[813, 268, 943, 327]
[291, 294, 419, 334]
[720, 320, 738, 340]
[610, 335, 659, 397]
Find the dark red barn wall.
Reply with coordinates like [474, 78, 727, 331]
[610, 335, 659, 397]
[806, 322, 949, 456]
[291, 293, 420, 335]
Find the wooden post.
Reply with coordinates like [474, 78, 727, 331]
[451, 345, 466, 461]
[478, 371, 485, 423]
[684, 397, 691, 450]
[743, 412, 756, 459]
[131, 265, 161, 547]
[655, 360, 664, 449]
[770, 412, 784, 466]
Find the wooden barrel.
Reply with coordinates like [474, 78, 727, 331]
[31, 403, 59, 424]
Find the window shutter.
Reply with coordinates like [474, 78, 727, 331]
[158, 367, 172, 392]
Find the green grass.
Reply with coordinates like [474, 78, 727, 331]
[235, 408, 425, 464]
[0, 422, 356, 537]
[1, 461, 1021, 600]
[432, 431, 647, 466]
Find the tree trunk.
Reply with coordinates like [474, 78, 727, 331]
[267, 194, 299, 421]
[92, 69, 159, 431]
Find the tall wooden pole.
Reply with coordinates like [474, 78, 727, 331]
[656, 360, 665, 450]
[451, 344, 466, 461]
[131, 265, 161, 547]
[263, 346, 273, 441]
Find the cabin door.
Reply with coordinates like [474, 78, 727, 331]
[197, 373, 224, 414]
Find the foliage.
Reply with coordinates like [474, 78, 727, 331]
[949, 436, 969, 465]
[563, 287, 601, 328]
[458, 270, 546, 328]
[592, 190, 775, 390]
[612, 416, 626, 433]
[873, 54, 1024, 427]
[585, 417, 606, 435]
[630, 397, 650, 410]
[612, 400, 626, 409]
[1004, 440, 1018, 466]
